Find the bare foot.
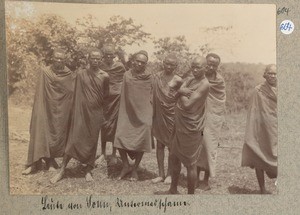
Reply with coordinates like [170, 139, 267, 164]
[50, 170, 64, 184]
[48, 166, 57, 172]
[22, 166, 35, 175]
[117, 166, 132, 180]
[152, 176, 164, 184]
[129, 169, 139, 181]
[164, 176, 172, 184]
[199, 182, 211, 191]
[85, 172, 94, 182]
[95, 154, 106, 166]
[108, 156, 118, 166]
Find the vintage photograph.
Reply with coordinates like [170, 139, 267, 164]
[6, 1, 277, 195]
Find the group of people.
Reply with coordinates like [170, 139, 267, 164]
[22, 44, 277, 194]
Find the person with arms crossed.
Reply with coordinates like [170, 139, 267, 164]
[165, 57, 210, 194]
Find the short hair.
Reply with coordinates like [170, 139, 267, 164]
[134, 50, 148, 60]
[102, 44, 116, 55]
[206, 53, 221, 63]
[164, 53, 178, 64]
[88, 48, 101, 58]
[264, 64, 276, 74]
[53, 48, 66, 56]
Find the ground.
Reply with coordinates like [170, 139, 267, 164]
[8, 100, 276, 195]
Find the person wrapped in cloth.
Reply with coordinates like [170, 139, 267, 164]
[50, 49, 109, 183]
[22, 48, 76, 175]
[113, 50, 153, 181]
[96, 44, 126, 166]
[160, 57, 210, 194]
[196, 53, 226, 191]
[241, 64, 277, 194]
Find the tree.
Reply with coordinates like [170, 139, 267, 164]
[76, 15, 151, 52]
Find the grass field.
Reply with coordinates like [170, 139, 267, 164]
[8, 100, 276, 195]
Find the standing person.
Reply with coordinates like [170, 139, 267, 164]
[114, 50, 153, 181]
[241, 64, 277, 194]
[96, 44, 126, 165]
[22, 49, 76, 175]
[165, 57, 210, 194]
[196, 53, 226, 190]
[50, 49, 109, 183]
[151, 53, 179, 184]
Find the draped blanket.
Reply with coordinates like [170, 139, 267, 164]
[27, 66, 75, 166]
[171, 78, 206, 167]
[152, 72, 177, 147]
[100, 61, 126, 142]
[197, 73, 226, 177]
[241, 81, 277, 178]
[114, 70, 153, 154]
[65, 69, 108, 166]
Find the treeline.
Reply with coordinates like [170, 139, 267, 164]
[7, 13, 266, 112]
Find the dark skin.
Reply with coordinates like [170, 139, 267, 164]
[196, 55, 221, 191]
[50, 51, 109, 183]
[152, 56, 178, 184]
[22, 51, 66, 175]
[256, 65, 277, 194]
[98, 50, 118, 165]
[167, 58, 209, 194]
[117, 53, 148, 181]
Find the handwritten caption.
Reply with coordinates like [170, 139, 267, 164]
[277, 7, 290, 16]
[41, 195, 190, 213]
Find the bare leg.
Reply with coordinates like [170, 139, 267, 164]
[50, 155, 71, 184]
[201, 170, 211, 191]
[152, 141, 165, 183]
[168, 153, 181, 194]
[130, 152, 144, 181]
[85, 165, 94, 182]
[164, 148, 172, 184]
[255, 168, 270, 194]
[187, 164, 197, 194]
[117, 149, 131, 180]
[45, 158, 58, 172]
[108, 146, 118, 166]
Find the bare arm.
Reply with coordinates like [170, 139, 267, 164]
[179, 80, 209, 111]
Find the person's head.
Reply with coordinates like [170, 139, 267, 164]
[205, 53, 221, 75]
[191, 57, 206, 79]
[132, 50, 148, 73]
[263, 64, 277, 87]
[102, 44, 116, 65]
[88, 49, 102, 70]
[163, 53, 178, 74]
[52, 48, 66, 70]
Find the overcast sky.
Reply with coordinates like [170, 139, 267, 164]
[6, 2, 276, 64]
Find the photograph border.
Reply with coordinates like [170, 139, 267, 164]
[1, 0, 300, 214]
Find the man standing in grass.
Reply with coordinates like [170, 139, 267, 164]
[241, 64, 277, 194]
[114, 50, 153, 181]
[165, 57, 209, 194]
[197, 53, 226, 191]
[96, 44, 126, 166]
[151, 53, 180, 185]
[22, 48, 76, 175]
[50, 49, 109, 183]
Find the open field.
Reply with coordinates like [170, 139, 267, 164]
[8, 100, 276, 195]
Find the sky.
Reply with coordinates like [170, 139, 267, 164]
[6, 1, 276, 64]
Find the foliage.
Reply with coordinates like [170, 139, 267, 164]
[76, 15, 151, 50]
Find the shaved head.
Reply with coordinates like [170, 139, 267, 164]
[191, 57, 206, 67]
[102, 44, 116, 55]
[164, 53, 178, 63]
